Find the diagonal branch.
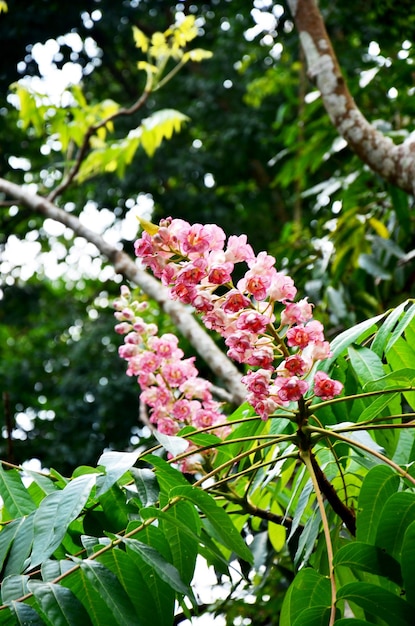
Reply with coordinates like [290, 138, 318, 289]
[0, 177, 246, 405]
[287, 0, 415, 194]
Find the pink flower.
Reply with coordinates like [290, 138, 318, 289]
[225, 234, 255, 263]
[242, 368, 272, 397]
[236, 310, 269, 334]
[313, 371, 343, 400]
[277, 354, 312, 377]
[268, 272, 297, 302]
[208, 262, 233, 285]
[180, 223, 213, 255]
[273, 376, 309, 402]
[281, 298, 313, 325]
[247, 394, 280, 420]
[286, 325, 312, 349]
[222, 290, 251, 314]
[238, 272, 270, 301]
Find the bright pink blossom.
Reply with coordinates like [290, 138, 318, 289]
[273, 377, 309, 402]
[313, 371, 343, 400]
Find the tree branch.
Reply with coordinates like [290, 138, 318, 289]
[0, 177, 246, 405]
[287, 0, 415, 195]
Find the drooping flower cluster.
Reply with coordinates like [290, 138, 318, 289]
[133, 217, 343, 420]
[114, 286, 229, 471]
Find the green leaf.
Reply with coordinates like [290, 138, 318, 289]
[123, 526, 175, 626]
[334, 617, 373, 626]
[292, 606, 332, 626]
[65, 559, 138, 626]
[371, 301, 409, 356]
[337, 582, 413, 626]
[124, 538, 195, 603]
[333, 541, 402, 585]
[401, 520, 415, 606]
[1, 575, 30, 603]
[130, 468, 159, 507]
[9, 602, 46, 625]
[28, 581, 92, 626]
[169, 485, 253, 564]
[348, 345, 385, 386]
[96, 449, 141, 496]
[30, 474, 97, 568]
[3, 513, 34, 577]
[356, 465, 399, 543]
[280, 568, 331, 626]
[0, 606, 19, 626]
[0, 466, 36, 518]
[153, 430, 189, 457]
[159, 500, 200, 585]
[375, 492, 415, 560]
[97, 550, 155, 626]
[385, 303, 415, 353]
[321, 313, 387, 371]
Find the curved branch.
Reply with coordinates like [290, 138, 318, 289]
[0, 177, 246, 405]
[287, 0, 415, 194]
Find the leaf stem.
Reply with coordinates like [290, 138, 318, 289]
[301, 449, 337, 625]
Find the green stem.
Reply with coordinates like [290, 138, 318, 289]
[301, 449, 337, 626]
[307, 425, 415, 486]
[309, 386, 415, 411]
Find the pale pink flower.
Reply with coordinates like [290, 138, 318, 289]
[281, 298, 313, 325]
[225, 234, 255, 263]
[172, 398, 201, 423]
[304, 341, 332, 362]
[313, 371, 343, 400]
[157, 416, 181, 435]
[268, 272, 297, 302]
[246, 344, 275, 369]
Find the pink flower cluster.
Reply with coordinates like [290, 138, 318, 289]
[114, 286, 228, 471]
[134, 217, 343, 419]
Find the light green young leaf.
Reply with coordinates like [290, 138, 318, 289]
[129, 468, 159, 507]
[320, 312, 386, 371]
